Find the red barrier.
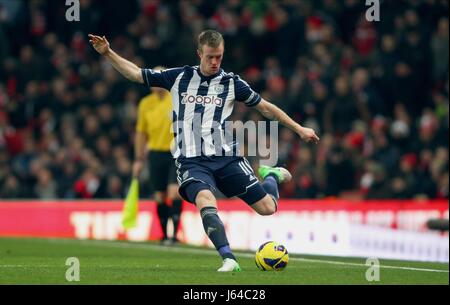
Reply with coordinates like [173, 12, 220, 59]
[0, 200, 447, 240]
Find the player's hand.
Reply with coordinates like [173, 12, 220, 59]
[132, 159, 145, 179]
[297, 126, 320, 144]
[88, 34, 110, 55]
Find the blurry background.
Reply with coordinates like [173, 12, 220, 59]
[0, 0, 448, 201]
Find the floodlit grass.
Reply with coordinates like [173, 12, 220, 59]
[0, 237, 448, 285]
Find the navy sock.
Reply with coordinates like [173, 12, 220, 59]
[200, 207, 236, 260]
[261, 175, 279, 200]
[261, 175, 279, 211]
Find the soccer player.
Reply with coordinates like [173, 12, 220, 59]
[133, 67, 183, 245]
[89, 30, 319, 272]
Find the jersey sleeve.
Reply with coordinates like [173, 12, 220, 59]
[234, 75, 261, 107]
[141, 67, 183, 90]
[135, 99, 147, 133]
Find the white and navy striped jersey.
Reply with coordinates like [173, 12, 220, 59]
[141, 65, 261, 158]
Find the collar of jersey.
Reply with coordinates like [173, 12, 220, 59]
[195, 66, 223, 80]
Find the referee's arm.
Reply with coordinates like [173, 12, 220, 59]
[132, 131, 148, 179]
[88, 34, 144, 84]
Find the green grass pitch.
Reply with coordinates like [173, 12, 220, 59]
[0, 237, 448, 285]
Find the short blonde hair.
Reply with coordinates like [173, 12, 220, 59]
[197, 30, 224, 52]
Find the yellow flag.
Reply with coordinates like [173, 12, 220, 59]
[122, 178, 139, 229]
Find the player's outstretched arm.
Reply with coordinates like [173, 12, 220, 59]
[88, 34, 144, 84]
[255, 98, 320, 144]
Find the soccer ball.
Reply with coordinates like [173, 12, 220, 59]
[255, 241, 289, 271]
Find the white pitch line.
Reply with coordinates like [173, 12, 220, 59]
[291, 257, 449, 273]
[0, 265, 26, 268]
[0, 264, 134, 268]
[0, 265, 52, 268]
[48, 239, 449, 274]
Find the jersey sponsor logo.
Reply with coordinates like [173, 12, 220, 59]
[180, 92, 223, 107]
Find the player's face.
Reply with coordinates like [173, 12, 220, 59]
[198, 43, 224, 76]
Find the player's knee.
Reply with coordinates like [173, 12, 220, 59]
[195, 189, 216, 205]
[254, 197, 277, 216]
[260, 203, 276, 216]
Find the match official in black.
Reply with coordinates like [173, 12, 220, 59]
[132, 66, 182, 245]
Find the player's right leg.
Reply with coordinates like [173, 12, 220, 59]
[216, 157, 291, 216]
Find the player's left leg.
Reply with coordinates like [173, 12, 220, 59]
[250, 165, 292, 215]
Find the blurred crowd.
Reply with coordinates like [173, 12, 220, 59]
[0, 0, 448, 200]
